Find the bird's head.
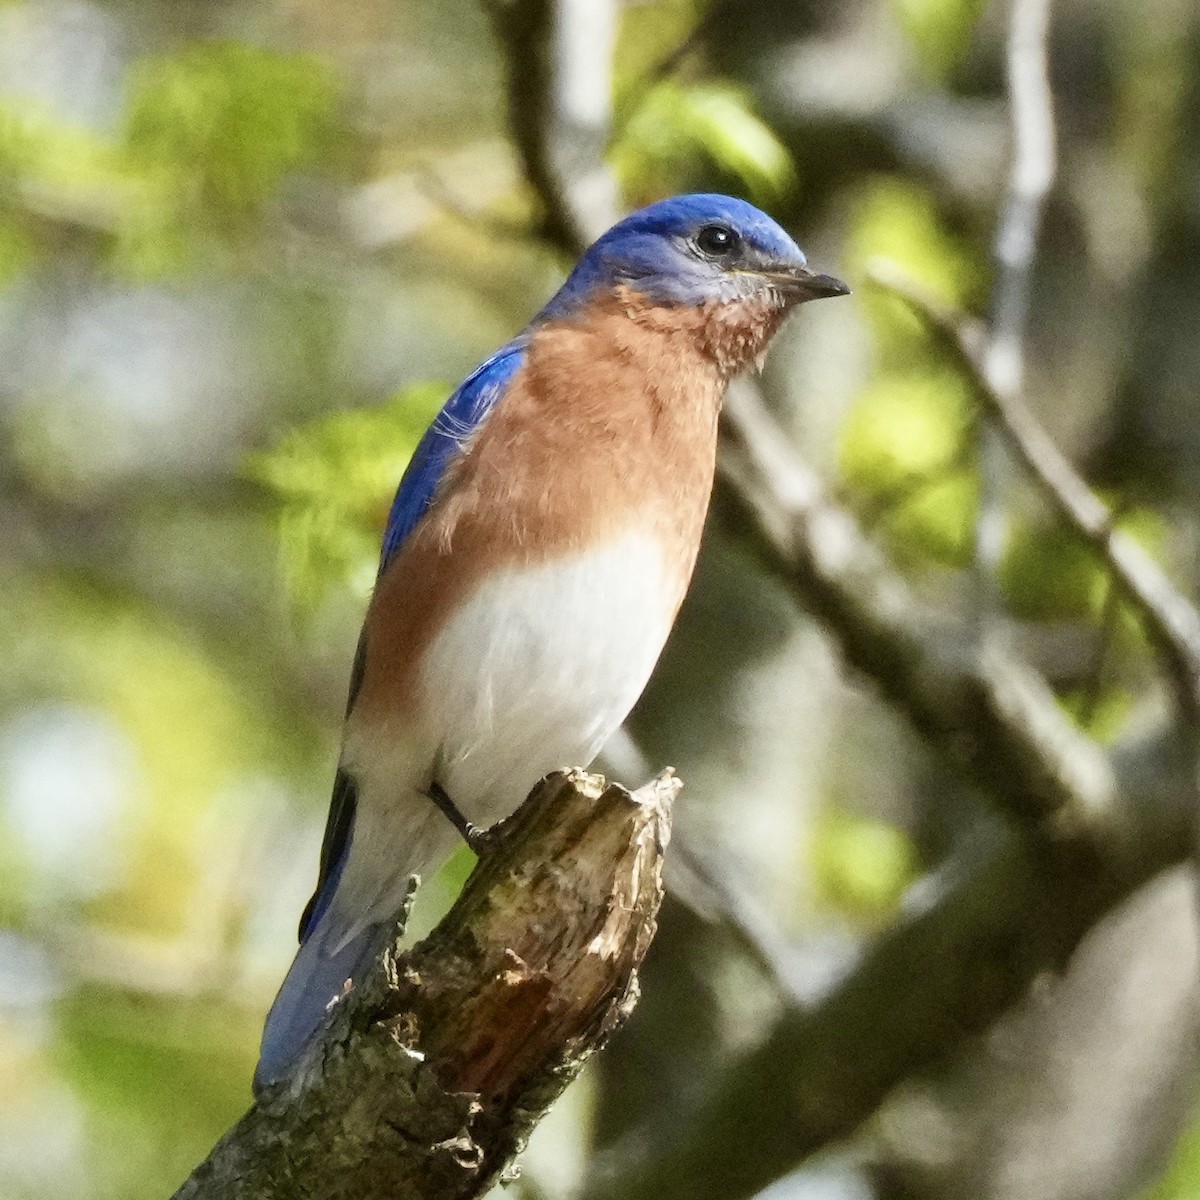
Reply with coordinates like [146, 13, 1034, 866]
[538, 194, 848, 373]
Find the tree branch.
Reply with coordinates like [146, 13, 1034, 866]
[718, 384, 1120, 843]
[577, 388, 1197, 1200]
[172, 769, 677, 1200]
[976, 0, 1058, 618]
[870, 264, 1200, 723]
[485, 0, 620, 252]
[588, 727, 1195, 1200]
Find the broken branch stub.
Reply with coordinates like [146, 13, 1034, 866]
[173, 768, 678, 1200]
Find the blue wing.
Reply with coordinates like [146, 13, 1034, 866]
[378, 336, 529, 570]
[294, 337, 528, 947]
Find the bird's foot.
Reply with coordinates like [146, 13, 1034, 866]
[426, 781, 496, 857]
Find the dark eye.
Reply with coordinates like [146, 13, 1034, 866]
[695, 223, 741, 258]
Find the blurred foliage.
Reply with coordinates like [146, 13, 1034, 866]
[999, 506, 1166, 624]
[813, 810, 919, 921]
[889, 0, 986, 77]
[125, 43, 338, 216]
[58, 988, 258, 1199]
[1142, 1108, 1200, 1200]
[613, 0, 705, 83]
[248, 383, 448, 611]
[120, 43, 338, 270]
[0, 100, 127, 270]
[847, 177, 985, 346]
[840, 179, 985, 567]
[0, 43, 338, 279]
[841, 369, 977, 567]
[613, 81, 796, 205]
[0, 575, 310, 937]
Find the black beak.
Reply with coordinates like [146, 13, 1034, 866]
[762, 265, 851, 302]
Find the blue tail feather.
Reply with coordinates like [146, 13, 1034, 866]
[254, 914, 381, 1094]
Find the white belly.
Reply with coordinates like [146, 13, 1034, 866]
[418, 529, 678, 823]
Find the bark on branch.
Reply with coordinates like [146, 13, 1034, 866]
[870, 264, 1200, 722]
[172, 769, 678, 1200]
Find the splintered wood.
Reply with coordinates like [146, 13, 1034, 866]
[173, 768, 677, 1200]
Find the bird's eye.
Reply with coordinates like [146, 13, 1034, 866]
[695, 224, 741, 258]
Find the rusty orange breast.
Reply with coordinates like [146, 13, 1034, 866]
[351, 295, 726, 727]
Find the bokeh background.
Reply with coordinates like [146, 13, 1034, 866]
[2, 0, 1200, 1197]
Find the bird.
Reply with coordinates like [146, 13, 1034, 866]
[255, 193, 848, 1091]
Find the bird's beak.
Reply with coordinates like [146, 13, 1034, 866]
[760, 264, 851, 302]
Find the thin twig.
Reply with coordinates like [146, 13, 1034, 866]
[871, 264, 1200, 723]
[976, 0, 1058, 620]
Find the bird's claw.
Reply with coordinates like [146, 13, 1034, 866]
[463, 822, 498, 858]
[427, 781, 496, 857]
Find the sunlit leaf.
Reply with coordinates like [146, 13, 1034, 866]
[1142, 1106, 1200, 1200]
[125, 42, 337, 212]
[1000, 523, 1107, 622]
[247, 383, 448, 611]
[0, 218, 34, 281]
[614, 0, 707, 86]
[1000, 504, 1167, 623]
[814, 811, 919, 920]
[119, 42, 338, 269]
[848, 177, 983, 356]
[889, 0, 986, 76]
[1059, 686, 1136, 743]
[884, 470, 978, 568]
[613, 80, 795, 205]
[840, 369, 978, 567]
[0, 100, 133, 273]
[842, 371, 973, 491]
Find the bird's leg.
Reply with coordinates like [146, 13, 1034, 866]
[426, 781, 493, 857]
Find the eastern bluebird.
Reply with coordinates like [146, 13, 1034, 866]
[255, 194, 847, 1090]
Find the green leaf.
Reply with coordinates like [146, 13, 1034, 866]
[125, 42, 337, 212]
[118, 42, 338, 269]
[613, 81, 796, 204]
[840, 369, 978, 568]
[889, 0, 986, 76]
[847, 177, 983, 358]
[814, 811, 919, 920]
[842, 371, 973, 492]
[614, 0, 707, 87]
[1141, 1106, 1200, 1200]
[999, 506, 1167, 624]
[0, 100, 134, 275]
[1059, 686, 1135, 743]
[247, 383, 448, 611]
[1000, 522, 1109, 622]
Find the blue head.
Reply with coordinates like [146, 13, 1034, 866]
[538, 194, 847, 322]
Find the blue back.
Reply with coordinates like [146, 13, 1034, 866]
[379, 337, 528, 569]
[297, 341, 528, 944]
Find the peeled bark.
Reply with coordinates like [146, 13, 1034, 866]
[172, 768, 678, 1200]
